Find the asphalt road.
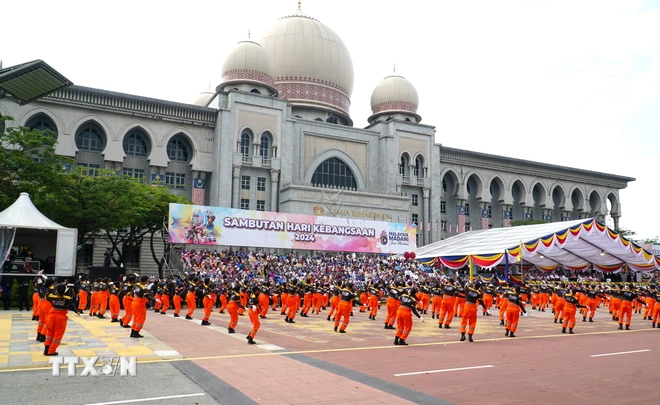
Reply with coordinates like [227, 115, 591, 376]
[0, 361, 254, 405]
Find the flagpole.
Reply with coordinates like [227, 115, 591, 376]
[504, 251, 509, 282]
[468, 255, 473, 282]
[519, 240, 523, 282]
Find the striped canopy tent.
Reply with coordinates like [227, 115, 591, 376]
[416, 218, 659, 274]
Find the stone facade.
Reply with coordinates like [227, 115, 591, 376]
[0, 83, 634, 275]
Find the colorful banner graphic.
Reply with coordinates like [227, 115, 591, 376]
[168, 204, 416, 254]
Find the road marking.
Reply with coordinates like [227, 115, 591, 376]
[394, 365, 494, 377]
[0, 327, 657, 373]
[154, 350, 180, 357]
[83, 393, 205, 405]
[590, 349, 650, 358]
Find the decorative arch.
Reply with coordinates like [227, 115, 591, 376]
[569, 186, 586, 213]
[463, 171, 487, 200]
[440, 168, 461, 197]
[250, 88, 262, 94]
[122, 127, 151, 158]
[530, 180, 548, 206]
[399, 151, 411, 177]
[412, 153, 426, 178]
[605, 191, 620, 216]
[258, 130, 273, 158]
[162, 129, 198, 164]
[305, 149, 365, 190]
[588, 188, 603, 213]
[550, 183, 567, 209]
[19, 107, 62, 137]
[488, 175, 506, 201]
[70, 115, 112, 154]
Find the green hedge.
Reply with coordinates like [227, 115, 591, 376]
[1, 279, 35, 309]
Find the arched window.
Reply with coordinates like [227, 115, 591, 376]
[76, 122, 104, 152]
[311, 157, 357, 189]
[26, 114, 57, 137]
[250, 88, 262, 94]
[123, 129, 148, 157]
[260, 134, 270, 158]
[414, 157, 422, 177]
[399, 156, 406, 176]
[167, 138, 189, 162]
[240, 131, 251, 157]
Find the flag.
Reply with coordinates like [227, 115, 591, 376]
[192, 178, 206, 205]
[457, 206, 466, 234]
[503, 209, 511, 228]
[419, 220, 423, 231]
[427, 222, 431, 232]
[481, 209, 489, 230]
[517, 241, 523, 263]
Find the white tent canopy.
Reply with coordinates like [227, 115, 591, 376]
[417, 218, 660, 273]
[0, 192, 77, 276]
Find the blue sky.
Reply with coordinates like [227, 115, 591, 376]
[2, 0, 659, 240]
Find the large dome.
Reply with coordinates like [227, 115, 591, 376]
[259, 14, 354, 120]
[220, 39, 276, 93]
[369, 74, 421, 123]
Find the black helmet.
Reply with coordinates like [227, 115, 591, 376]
[56, 283, 67, 295]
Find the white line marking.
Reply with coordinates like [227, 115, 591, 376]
[394, 365, 494, 377]
[590, 349, 650, 358]
[83, 393, 205, 405]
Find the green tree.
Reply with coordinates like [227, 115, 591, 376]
[640, 237, 659, 245]
[0, 115, 73, 210]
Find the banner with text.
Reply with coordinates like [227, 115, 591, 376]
[168, 204, 416, 254]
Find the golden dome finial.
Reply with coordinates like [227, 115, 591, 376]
[247, 29, 251, 39]
[298, 0, 302, 11]
[393, 64, 396, 73]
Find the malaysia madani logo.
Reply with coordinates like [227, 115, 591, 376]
[380, 230, 388, 245]
[313, 206, 324, 216]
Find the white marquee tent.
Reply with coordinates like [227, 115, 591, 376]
[416, 218, 660, 273]
[0, 192, 77, 276]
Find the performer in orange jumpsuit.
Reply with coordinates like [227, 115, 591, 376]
[89, 279, 100, 316]
[610, 285, 622, 321]
[561, 290, 586, 334]
[553, 284, 567, 323]
[505, 287, 526, 338]
[32, 274, 43, 320]
[482, 284, 495, 316]
[431, 284, 443, 319]
[460, 282, 486, 342]
[96, 279, 109, 319]
[185, 283, 197, 320]
[651, 289, 660, 328]
[582, 285, 605, 322]
[120, 275, 135, 328]
[285, 284, 301, 323]
[227, 288, 243, 333]
[258, 285, 270, 318]
[301, 286, 313, 317]
[394, 288, 423, 345]
[247, 287, 260, 344]
[159, 282, 171, 315]
[334, 283, 355, 333]
[384, 283, 401, 329]
[453, 284, 466, 317]
[36, 276, 55, 342]
[130, 276, 150, 338]
[368, 286, 379, 320]
[77, 280, 88, 315]
[618, 285, 645, 330]
[328, 286, 340, 321]
[173, 285, 184, 317]
[43, 283, 80, 356]
[201, 278, 214, 326]
[438, 280, 457, 329]
[108, 282, 121, 323]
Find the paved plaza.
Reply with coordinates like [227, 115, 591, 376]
[1, 305, 658, 405]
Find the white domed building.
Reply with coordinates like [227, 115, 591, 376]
[0, 7, 633, 274]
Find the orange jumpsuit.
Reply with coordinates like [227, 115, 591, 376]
[431, 289, 443, 318]
[186, 289, 197, 318]
[562, 294, 580, 332]
[77, 289, 88, 313]
[460, 286, 484, 338]
[438, 285, 457, 328]
[385, 288, 401, 328]
[368, 289, 379, 318]
[505, 293, 525, 335]
[227, 293, 241, 331]
[109, 289, 120, 321]
[173, 292, 183, 316]
[395, 294, 420, 344]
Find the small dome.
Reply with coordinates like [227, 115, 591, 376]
[369, 74, 420, 123]
[221, 40, 276, 92]
[192, 89, 215, 106]
[260, 14, 354, 121]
